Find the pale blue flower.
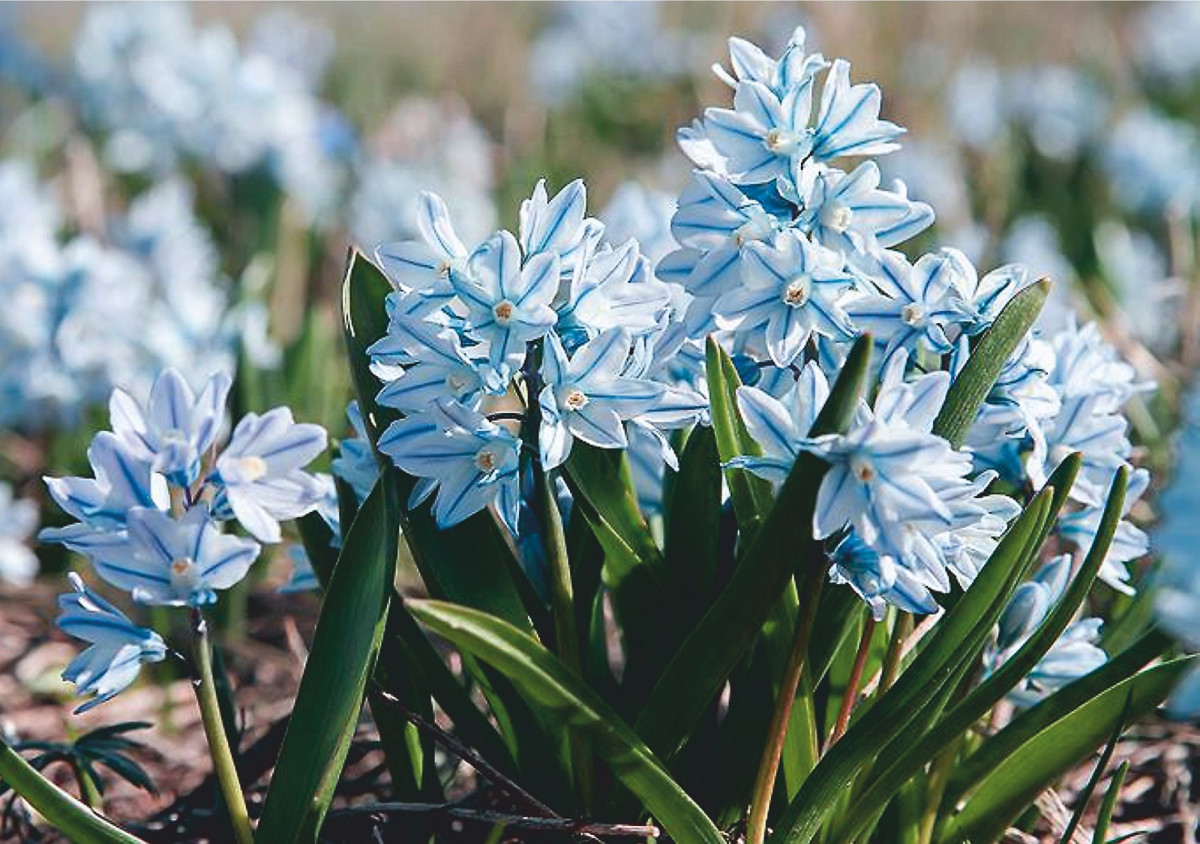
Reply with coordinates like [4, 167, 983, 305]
[519, 178, 600, 270]
[378, 398, 521, 532]
[830, 531, 939, 620]
[1005, 65, 1108, 161]
[108, 369, 231, 486]
[57, 573, 167, 713]
[371, 312, 500, 414]
[538, 329, 664, 470]
[704, 56, 903, 185]
[793, 161, 933, 269]
[714, 229, 857, 367]
[711, 27, 827, 97]
[374, 191, 472, 315]
[600, 183, 677, 265]
[330, 401, 380, 505]
[558, 238, 674, 341]
[42, 432, 167, 534]
[729, 360, 830, 485]
[83, 506, 260, 607]
[215, 408, 328, 543]
[453, 231, 559, 372]
[0, 483, 38, 586]
[1028, 394, 1133, 508]
[846, 248, 976, 362]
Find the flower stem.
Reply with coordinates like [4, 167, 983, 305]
[877, 611, 913, 698]
[192, 613, 254, 844]
[747, 569, 825, 844]
[70, 759, 101, 809]
[825, 616, 876, 752]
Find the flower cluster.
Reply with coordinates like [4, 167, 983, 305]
[0, 161, 241, 430]
[664, 31, 1154, 620]
[42, 369, 327, 710]
[370, 181, 705, 531]
[72, 4, 349, 223]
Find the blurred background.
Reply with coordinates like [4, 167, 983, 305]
[1, 2, 1200, 835]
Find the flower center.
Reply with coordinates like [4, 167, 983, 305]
[235, 456, 269, 482]
[901, 303, 926, 327]
[493, 300, 516, 324]
[820, 200, 854, 234]
[783, 276, 812, 308]
[474, 447, 498, 472]
[437, 260, 453, 277]
[764, 127, 802, 155]
[565, 388, 589, 410]
[850, 453, 876, 482]
[170, 557, 200, 592]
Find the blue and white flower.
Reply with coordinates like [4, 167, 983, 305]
[330, 401, 381, 505]
[378, 398, 522, 532]
[57, 573, 168, 712]
[538, 329, 664, 469]
[108, 369, 231, 487]
[0, 483, 39, 586]
[715, 230, 857, 367]
[214, 408, 329, 543]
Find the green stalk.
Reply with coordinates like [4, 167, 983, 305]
[192, 614, 254, 844]
[747, 569, 825, 844]
[71, 759, 103, 809]
[877, 612, 913, 698]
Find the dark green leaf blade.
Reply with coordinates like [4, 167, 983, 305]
[257, 474, 400, 843]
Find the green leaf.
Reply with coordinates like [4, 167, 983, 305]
[933, 280, 1049, 448]
[664, 425, 722, 617]
[634, 335, 873, 763]
[1093, 760, 1129, 844]
[937, 655, 1195, 844]
[257, 475, 400, 843]
[705, 338, 775, 539]
[408, 600, 725, 844]
[0, 738, 146, 844]
[340, 248, 399, 446]
[768, 487, 1053, 844]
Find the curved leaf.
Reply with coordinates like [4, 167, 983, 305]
[408, 599, 725, 844]
[933, 280, 1049, 448]
[0, 739, 145, 844]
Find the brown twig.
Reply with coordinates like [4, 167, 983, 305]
[329, 802, 660, 839]
[825, 616, 877, 752]
[371, 685, 558, 819]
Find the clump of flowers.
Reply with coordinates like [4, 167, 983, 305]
[41, 368, 327, 708]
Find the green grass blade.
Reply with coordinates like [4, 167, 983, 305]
[257, 475, 400, 843]
[933, 280, 1049, 448]
[942, 628, 1172, 811]
[409, 600, 725, 844]
[1093, 760, 1129, 844]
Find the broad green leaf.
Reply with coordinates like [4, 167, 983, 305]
[768, 488, 1052, 844]
[664, 424, 722, 616]
[937, 655, 1195, 844]
[705, 337, 775, 540]
[409, 600, 725, 844]
[942, 628, 1172, 811]
[634, 336, 873, 763]
[0, 738, 146, 844]
[933, 280, 1049, 448]
[565, 443, 666, 578]
[257, 475, 399, 843]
